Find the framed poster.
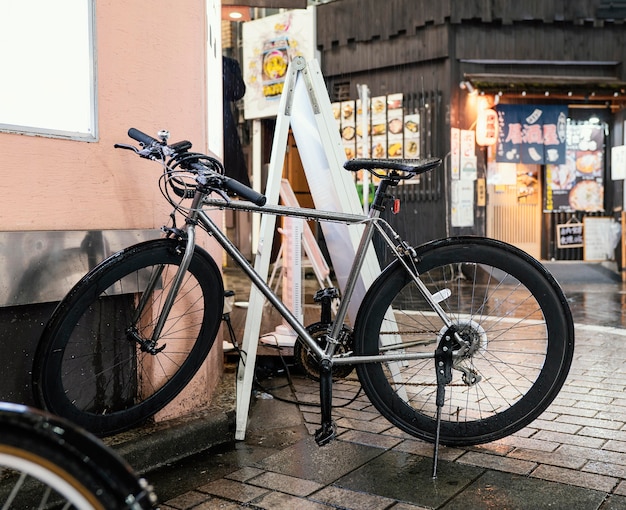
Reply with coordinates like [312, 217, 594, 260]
[242, 7, 316, 119]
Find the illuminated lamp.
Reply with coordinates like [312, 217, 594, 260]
[476, 108, 498, 146]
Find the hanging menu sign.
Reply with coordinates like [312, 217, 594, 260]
[556, 222, 584, 248]
[496, 104, 567, 165]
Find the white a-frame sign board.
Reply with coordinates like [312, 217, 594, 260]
[235, 57, 383, 440]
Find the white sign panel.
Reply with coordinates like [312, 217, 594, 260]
[242, 7, 316, 120]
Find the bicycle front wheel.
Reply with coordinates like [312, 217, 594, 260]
[0, 402, 156, 509]
[33, 238, 224, 436]
[354, 237, 574, 446]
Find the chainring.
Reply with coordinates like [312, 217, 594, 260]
[293, 322, 354, 381]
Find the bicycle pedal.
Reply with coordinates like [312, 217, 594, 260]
[314, 421, 337, 446]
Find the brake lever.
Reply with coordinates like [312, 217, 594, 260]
[114, 143, 140, 153]
[114, 142, 165, 160]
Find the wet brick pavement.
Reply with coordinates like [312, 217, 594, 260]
[147, 264, 626, 510]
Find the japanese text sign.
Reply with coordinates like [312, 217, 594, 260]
[496, 105, 567, 165]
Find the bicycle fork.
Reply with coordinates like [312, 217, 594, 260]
[128, 222, 197, 353]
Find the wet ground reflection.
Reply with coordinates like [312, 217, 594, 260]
[559, 283, 626, 328]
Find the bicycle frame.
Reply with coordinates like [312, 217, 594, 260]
[161, 179, 462, 368]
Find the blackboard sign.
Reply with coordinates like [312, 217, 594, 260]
[556, 223, 583, 249]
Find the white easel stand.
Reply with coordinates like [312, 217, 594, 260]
[234, 57, 382, 441]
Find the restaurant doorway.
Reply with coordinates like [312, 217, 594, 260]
[486, 163, 543, 259]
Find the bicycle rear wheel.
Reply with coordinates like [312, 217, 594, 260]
[33, 238, 224, 436]
[0, 402, 156, 509]
[354, 237, 574, 446]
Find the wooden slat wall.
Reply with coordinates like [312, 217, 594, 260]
[456, 24, 626, 74]
[317, 0, 624, 52]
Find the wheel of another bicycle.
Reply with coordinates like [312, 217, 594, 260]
[0, 402, 157, 509]
[32, 238, 224, 437]
[354, 236, 574, 447]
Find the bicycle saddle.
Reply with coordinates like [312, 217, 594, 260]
[344, 157, 441, 175]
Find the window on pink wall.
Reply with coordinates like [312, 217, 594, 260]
[0, 0, 96, 140]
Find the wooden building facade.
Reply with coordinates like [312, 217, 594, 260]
[315, 0, 626, 262]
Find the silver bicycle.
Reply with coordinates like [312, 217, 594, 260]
[32, 128, 574, 461]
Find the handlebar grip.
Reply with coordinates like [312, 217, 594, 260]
[223, 176, 267, 206]
[128, 128, 159, 146]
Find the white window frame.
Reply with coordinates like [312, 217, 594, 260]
[0, 0, 97, 141]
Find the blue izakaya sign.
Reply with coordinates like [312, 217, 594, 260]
[496, 104, 567, 165]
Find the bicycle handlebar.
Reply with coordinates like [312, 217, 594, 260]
[119, 128, 267, 206]
[128, 127, 160, 147]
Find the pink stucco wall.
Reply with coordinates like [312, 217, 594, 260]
[0, 0, 226, 422]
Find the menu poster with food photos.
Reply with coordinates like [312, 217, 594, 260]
[496, 104, 567, 165]
[333, 93, 419, 162]
[404, 113, 420, 158]
[355, 99, 370, 159]
[544, 123, 604, 212]
[370, 96, 387, 159]
[340, 100, 356, 160]
[387, 94, 403, 158]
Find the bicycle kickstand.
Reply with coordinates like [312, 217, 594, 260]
[432, 331, 454, 479]
[315, 358, 337, 446]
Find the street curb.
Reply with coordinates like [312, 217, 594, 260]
[110, 409, 236, 474]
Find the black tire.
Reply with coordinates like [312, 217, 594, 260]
[0, 402, 157, 509]
[33, 238, 224, 436]
[354, 237, 574, 446]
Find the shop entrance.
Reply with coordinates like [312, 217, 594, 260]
[486, 163, 542, 259]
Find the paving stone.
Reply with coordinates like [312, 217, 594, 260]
[312, 485, 396, 510]
[584, 461, 626, 479]
[254, 436, 384, 485]
[251, 490, 332, 510]
[529, 418, 582, 434]
[490, 434, 560, 452]
[555, 415, 624, 430]
[225, 466, 265, 482]
[531, 464, 618, 492]
[193, 497, 248, 509]
[197, 478, 269, 503]
[247, 470, 323, 496]
[604, 440, 626, 454]
[335, 416, 394, 435]
[598, 494, 626, 510]
[614, 480, 626, 496]
[162, 490, 211, 510]
[442, 469, 607, 510]
[335, 450, 483, 508]
[456, 450, 536, 475]
[393, 439, 465, 462]
[557, 444, 626, 465]
[508, 447, 587, 470]
[580, 427, 626, 442]
[533, 429, 607, 448]
[339, 429, 404, 449]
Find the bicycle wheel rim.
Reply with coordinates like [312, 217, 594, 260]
[34, 239, 223, 436]
[355, 237, 574, 446]
[0, 402, 156, 509]
[0, 446, 101, 509]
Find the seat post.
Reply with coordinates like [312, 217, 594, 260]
[370, 175, 398, 213]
